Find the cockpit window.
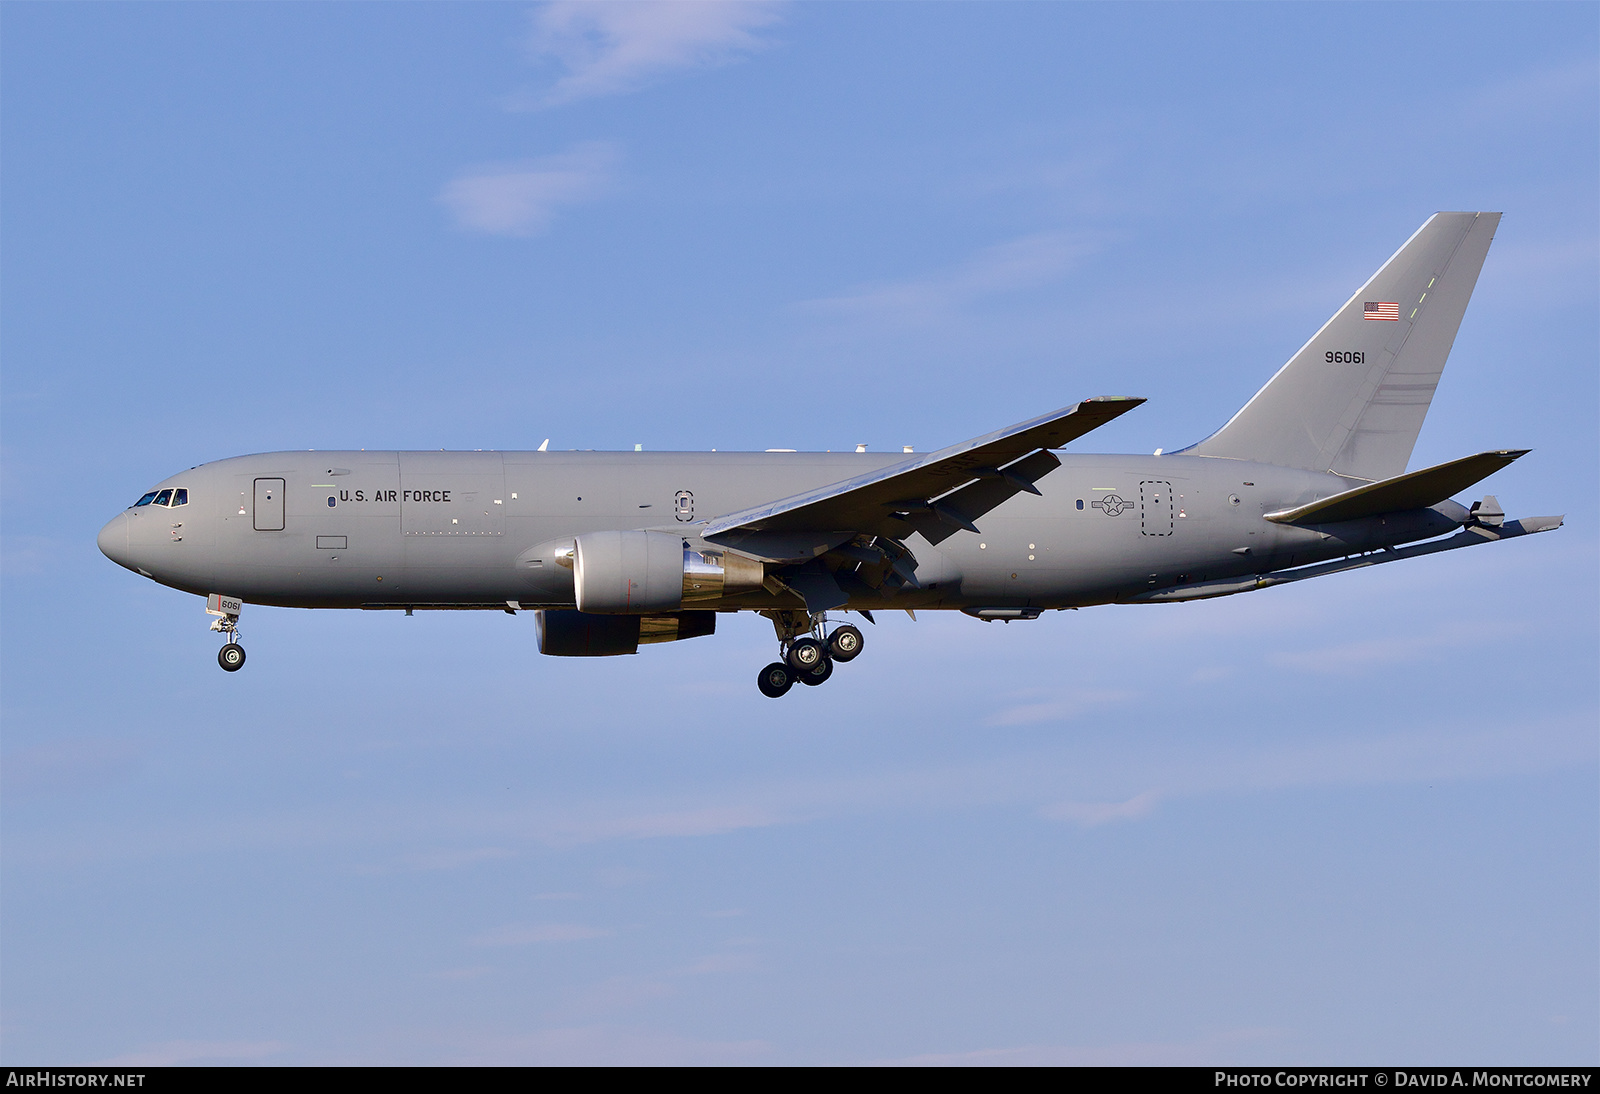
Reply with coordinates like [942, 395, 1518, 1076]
[132, 487, 188, 507]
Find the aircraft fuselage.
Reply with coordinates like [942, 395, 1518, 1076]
[97, 449, 1463, 613]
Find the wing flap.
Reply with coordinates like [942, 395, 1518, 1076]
[905, 449, 1064, 545]
[1265, 449, 1528, 525]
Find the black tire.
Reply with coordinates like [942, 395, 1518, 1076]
[827, 624, 864, 662]
[797, 655, 833, 686]
[218, 643, 246, 672]
[757, 661, 793, 698]
[787, 636, 826, 671]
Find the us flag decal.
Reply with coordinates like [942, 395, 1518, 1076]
[1363, 301, 1400, 320]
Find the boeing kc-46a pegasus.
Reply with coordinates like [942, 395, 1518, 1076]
[99, 212, 1562, 696]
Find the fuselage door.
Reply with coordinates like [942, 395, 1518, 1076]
[1140, 480, 1173, 537]
[254, 478, 286, 531]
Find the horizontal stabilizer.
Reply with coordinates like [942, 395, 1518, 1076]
[1264, 449, 1528, 525]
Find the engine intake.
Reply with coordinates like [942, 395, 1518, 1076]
[572, 530, 764, 613]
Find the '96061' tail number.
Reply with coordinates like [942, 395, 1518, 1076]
[1325, 350, 1366, 364]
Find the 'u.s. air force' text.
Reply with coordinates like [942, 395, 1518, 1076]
[334, 490, 453, 503]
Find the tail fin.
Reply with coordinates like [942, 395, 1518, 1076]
[1185, 212, 1500, 480]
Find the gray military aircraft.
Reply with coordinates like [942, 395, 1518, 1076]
[99, 211, 1561, 695]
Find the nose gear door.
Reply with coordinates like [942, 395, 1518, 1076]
[254, 478, 285, 531]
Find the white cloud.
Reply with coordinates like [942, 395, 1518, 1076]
[525, 1, 783, 107]
[99, 1040, 285, 1066]
[544, 803, 785, 844]
[2, 737, 143, 797]
[569, 976, 676, 1014]
[676, 951, 762, 975]
[430, 1024, 772, 1066]
[439, 142, 619, 237]
[864, 1027, 1278, 1066]
[798, 232, 1099, 323]
[433, 966, 495, 981]
[1465, 57, 1599, 123]
[1264, 625, 1482, 675]
[983, 688, 1133, 727]
[470, 922, 612, 946]
[1040, 790, 1160, 828]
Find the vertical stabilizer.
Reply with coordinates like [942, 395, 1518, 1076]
[1186, 212, 1500, 480]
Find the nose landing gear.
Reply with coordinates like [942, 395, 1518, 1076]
[755, 611, 866, 697]
[207, 594, 246, 672]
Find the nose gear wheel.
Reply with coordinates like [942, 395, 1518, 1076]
[209, 608, 246, 672]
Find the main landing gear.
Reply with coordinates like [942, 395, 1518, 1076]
[755, 612, 866, 698]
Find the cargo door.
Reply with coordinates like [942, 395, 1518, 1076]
[399, 453, 506, 538]
[1140, 480, 1173, 537]
[254, 478, 285, 531]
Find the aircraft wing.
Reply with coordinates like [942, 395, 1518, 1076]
[703, 396, 1144, 561]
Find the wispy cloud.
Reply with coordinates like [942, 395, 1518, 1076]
[1465, 56, 1599, 122]
[676, 951, 762, 975]
[546, 804, 785, 845]
[1265, 626, 1481, 675]
[433, 966, 495, 982]
[983, 688, 1133, 727]
[470, 923, 611, 946]
[798, 232, 1099, 323]
[569, 976, 676, 1014]
[3, 737, 143, 797]
[864, 1027, 1278, 1066]
[428, 1024, 771, 1066]
[522, 1, 783, 108]
[439, 142, 619, 237]
[99, 1040, 285, 1067]
[1040, 790, 1161, 828]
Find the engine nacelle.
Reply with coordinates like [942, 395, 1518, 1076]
[572, 530, 764, 613]
[535, 609, 717, 657]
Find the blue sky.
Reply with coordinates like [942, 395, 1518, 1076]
[2, 2, 1595, 1065]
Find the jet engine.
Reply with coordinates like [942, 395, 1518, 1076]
[571, 530, 764, 613]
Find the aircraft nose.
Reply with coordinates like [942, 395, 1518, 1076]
[97, 512, 133, 570]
